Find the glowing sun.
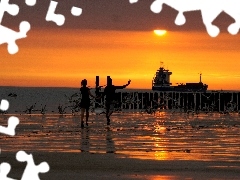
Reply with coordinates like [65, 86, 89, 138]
[154, 30, 167, 36]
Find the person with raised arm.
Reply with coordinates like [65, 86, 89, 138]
[102, 77, 131, 125]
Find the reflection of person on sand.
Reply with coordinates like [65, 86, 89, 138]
[80, 128, 90, 152]
[106, 128, 115, 153]
[80, 79, 97, 128]
[102, 78, 131, 125]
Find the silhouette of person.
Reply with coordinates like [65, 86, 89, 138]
[102, 78, 131, 125]
[80, 79, 96, 128]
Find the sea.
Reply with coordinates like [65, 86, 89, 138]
[0, 86, 152, 114]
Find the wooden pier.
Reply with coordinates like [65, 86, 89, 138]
[96, 91, 240, 113]
[95, 76, 240, 113]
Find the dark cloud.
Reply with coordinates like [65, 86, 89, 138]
[3, 0, 235, 32]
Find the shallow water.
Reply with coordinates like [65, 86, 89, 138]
[0, 111, 240, 162]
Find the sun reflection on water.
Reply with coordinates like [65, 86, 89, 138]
[0, 112, 240, 162]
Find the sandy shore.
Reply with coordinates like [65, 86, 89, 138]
[1, 151, 239, 180]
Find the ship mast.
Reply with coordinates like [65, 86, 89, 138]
[160, 61, 164, 68]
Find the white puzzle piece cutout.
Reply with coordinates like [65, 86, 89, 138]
[71, 6, 82, 16]
[0, 163, 16, 180]
[131, 0, 240, 37]
[129, 0, 139, 4]
[16, 151, 50, 180]
[0, 99, 9, 111]
[25, 0, 37, 6]
[0, 100, 19, 136]
[0, 116, 19, 136]
[0, 22, 30, 54]
[0, 0, 19, 23]
[0, 0, 35, 54]
[46, 0, 65, 26]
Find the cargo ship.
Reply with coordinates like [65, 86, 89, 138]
[152, 65, 208, 92]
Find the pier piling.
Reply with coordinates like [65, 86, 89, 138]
[96, 91, 240, 113]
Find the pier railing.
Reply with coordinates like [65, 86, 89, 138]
[5, 90, 240, 114]
[95, 91, 240, 113]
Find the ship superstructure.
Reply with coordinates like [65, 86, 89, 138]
[152, 65, 208, 92]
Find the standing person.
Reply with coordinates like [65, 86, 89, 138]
[103, 78, 131, 125]
[80, 79, 96, 128]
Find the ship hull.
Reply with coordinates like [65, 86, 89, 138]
[152, 86, 174, 91]
[152, 85, 208, 92]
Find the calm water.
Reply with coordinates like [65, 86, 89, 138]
[0, 86, 151, 114]
[0, 112, 239, 162]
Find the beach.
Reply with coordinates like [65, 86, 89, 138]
[1, 0, 240, 178]
[1, 111, 240, 179]
[3, 151, 240, 180]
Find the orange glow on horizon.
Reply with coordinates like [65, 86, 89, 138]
[1, 29, 240, 90]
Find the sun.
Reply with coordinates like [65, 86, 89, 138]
[154, 30, 167, 36]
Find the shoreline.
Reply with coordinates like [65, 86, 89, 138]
[2, 151, 240, 180]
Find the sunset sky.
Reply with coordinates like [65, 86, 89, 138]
[1, 0, 240, 90]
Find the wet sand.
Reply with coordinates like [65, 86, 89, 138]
[1, 111, 240, 179]
[2, 152, 239, 180]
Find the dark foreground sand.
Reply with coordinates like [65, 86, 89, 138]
[2, 151, 240, 180]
